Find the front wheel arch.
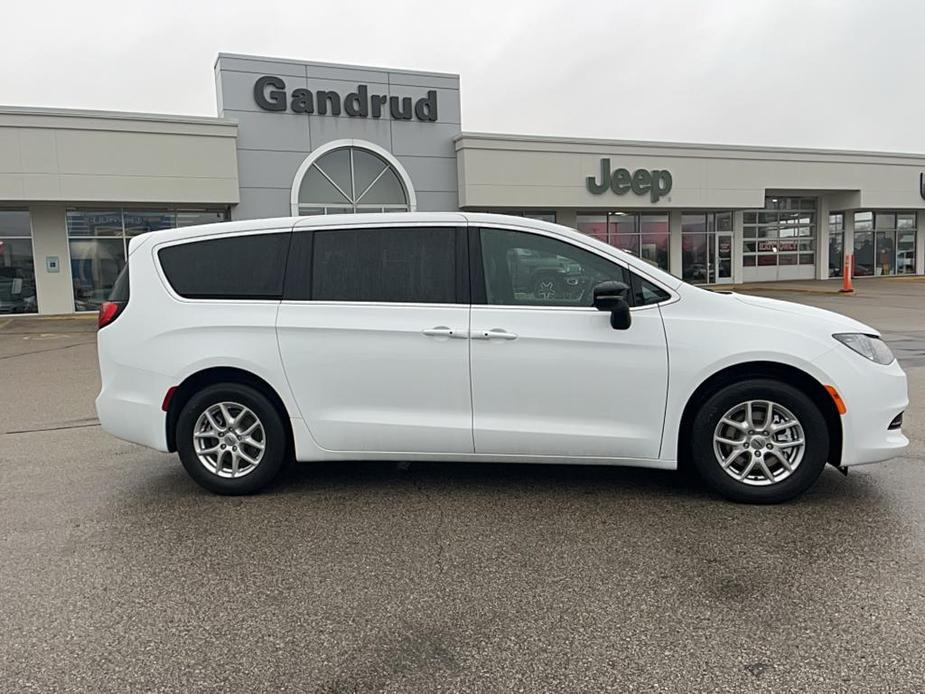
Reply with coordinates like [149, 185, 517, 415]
[677, 361, 842, 474]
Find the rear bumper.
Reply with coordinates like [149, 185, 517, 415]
[96, 389, 170, 452]
[96, 333, 172, 452]
[817, 348, 909, 466]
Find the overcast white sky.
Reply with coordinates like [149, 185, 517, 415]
[2, 0, 924, 151]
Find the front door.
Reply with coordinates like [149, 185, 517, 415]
[715, 232, 733, 284]
[469, 226, 669, 459]
[276, 224, 473, 454]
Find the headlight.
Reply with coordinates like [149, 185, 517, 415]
[833, 333, 895, 365]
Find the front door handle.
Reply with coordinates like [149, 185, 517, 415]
[422, 326, 466, 339]
[472, 328, 518, 341]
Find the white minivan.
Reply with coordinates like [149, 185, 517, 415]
[96, 213, 909, 503]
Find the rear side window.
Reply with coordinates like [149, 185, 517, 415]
[299, 227, 459, 303]
[158, 232, 290, 299]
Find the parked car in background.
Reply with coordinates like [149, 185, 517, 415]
[96, 213, 908, 503]
[897, 248, 915, 274]
[506, 247, 588, 301]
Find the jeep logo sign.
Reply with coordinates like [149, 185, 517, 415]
[586, 158, 673, 203]
[253, 75, 438, 122]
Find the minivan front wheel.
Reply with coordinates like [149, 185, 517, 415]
[176, 383, 286, 494]
[690, 379, 829, 503]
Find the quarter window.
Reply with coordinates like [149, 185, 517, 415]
[632, 275, 671, 306]
[309, 227, 458, 303]
[478, 227, 630, 307]
[158, 232, 290, 299]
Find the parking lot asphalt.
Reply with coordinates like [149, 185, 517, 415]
[1, 280, 924, 693]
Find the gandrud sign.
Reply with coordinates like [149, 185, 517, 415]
[253, 75, 438, 121]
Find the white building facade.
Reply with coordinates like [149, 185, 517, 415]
[2, 53, 925, 315]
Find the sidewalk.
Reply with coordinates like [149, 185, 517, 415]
[0, 313, 97, 333]
[720, 275, 925, 295]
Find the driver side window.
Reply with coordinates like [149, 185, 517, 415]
[478, 227, 628, 307]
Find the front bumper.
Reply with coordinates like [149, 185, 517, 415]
[816, 347, 909, 466]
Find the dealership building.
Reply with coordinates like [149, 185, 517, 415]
[3, 53, 925, 315]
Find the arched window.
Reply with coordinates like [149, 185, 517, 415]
[290, 140, 416, 216]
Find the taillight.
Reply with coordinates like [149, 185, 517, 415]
[98, 301, 125, 328]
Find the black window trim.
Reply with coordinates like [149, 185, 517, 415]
[281, 224, 469, 305]
[468, 224, 676, 309]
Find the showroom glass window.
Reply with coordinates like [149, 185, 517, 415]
[0, 211, 37, 314]
[852, 211, 915, 277]
[67, 208, 229, 310]
[681, 212, 733, 284]
[297, 146, 410, 215]
[575, 214, 607, 245]
[575, 213, 669, 271]
[743, 197, 816, 269]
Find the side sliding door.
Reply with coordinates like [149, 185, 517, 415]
[276, 224, 474, 454]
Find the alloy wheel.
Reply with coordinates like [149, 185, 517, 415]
[712, 400, 805, 486]
[193, 401, 266, 478]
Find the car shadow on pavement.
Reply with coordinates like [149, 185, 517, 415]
[274, 458, 696, 495]
[123, 450, 889, 511]
[261, 457, 877, 506]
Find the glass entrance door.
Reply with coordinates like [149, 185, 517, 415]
[715, 232, 733, 283]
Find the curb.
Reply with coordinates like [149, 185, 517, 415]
[5, 313, 97, 321]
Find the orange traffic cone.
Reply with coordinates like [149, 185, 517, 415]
[840, 253, 854, 293]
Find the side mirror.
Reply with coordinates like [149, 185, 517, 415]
[592, 281, 632, 330]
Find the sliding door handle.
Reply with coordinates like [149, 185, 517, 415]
[472, 328, 518, 341]
[422, 326, 466, 339]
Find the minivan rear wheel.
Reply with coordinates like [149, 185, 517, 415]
[176, 383, 286, 494]
[690, 379, 829, 503]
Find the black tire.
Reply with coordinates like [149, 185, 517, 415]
[176, 383, 287, 495]
[690, 379, 829, 504]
